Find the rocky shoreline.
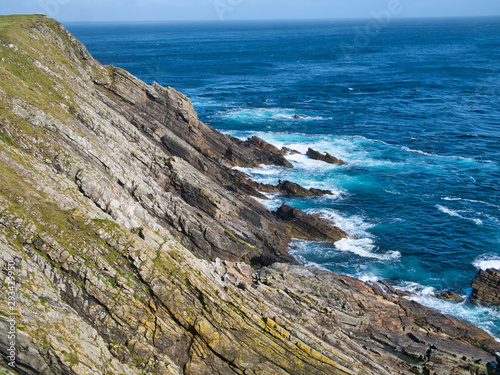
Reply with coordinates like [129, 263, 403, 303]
[0, 14, 499, 374]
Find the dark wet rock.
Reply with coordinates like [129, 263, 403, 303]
[306, 147, 345, 165]
[277, 180, 332, 197]
[436, 290, 466, 303]
[243, 136, 293, 168]
[472, 268, 500, 305]
[281, 147, 300, 155]
[275, 204, 347, 242]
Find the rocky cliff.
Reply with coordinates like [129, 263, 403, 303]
[472, 268, 500, 306]
[0, 15, 499, 375]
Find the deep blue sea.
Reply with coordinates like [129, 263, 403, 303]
[66, 18, 500, 338]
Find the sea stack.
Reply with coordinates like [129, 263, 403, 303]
[471, 268, 500, 305]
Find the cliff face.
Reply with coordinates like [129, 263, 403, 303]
[0, 15, 499, 375]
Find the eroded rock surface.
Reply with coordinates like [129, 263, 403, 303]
[472, 268, 500, 305]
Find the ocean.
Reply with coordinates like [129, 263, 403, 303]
[65, 17, 500, 338]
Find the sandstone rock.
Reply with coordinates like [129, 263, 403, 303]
[472, 268, 500, 305]
[306, 147, 345, 165]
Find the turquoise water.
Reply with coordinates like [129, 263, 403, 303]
[66, 17, 500, 337]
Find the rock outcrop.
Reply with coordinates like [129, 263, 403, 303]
[471, 268, 500, 305]
[0, 14, 499, 375]
[307, 147, 345, 165]
[277, 180, 332, 197]
[436, 290, 465, 303]
[276, 204, 348, 242]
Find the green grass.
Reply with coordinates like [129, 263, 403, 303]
[0, 131, 15, 147]
[91, 218, 121, 229]
[0, 14, 41, 33]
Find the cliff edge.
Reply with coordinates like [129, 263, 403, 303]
[0, 15, 499, 375]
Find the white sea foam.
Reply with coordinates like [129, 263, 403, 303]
[407, 293, 500, 342]
[254, 193, 283, 211]
[356, 272, 380, 283]
[334, 238, 401, 260]
[233, 165, 283, 185]
[436, 205, 483, 225]
[310, 208, 373, 238]
[219, 108, 331, 122]
[437, 204, 462, 218]
[401, 146, 437, 156]
[394, 281, 436, 296]
[391, 280, 500, 341]
[473, 255, 500, 271]
[443, 196, 499, 209]
[305, 209, 402, 261]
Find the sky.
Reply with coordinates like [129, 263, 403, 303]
[1, 0, 499, 22]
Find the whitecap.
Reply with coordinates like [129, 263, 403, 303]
[437, 204, 462, 218]
[436, 205, 483, 226]
[443, 196, 499, 209]
[401, 145, 437, 156]
[334, 238, 401, 261]
[308, 208, 373, 239]
[394, 281, 436, 296]
[218, 108, 330, 123]
[356, 272, 380, 283]
[473, 255, 500, 271]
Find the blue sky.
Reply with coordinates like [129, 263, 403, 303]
[2, 0, 500, 22]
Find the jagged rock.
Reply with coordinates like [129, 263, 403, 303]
[275, 204, 347, 242]
[281, 147, 300, 155]
[277, 180, 332, 197]
[472, 268, 500, 305]
[243, 136, 293, 168]
[306, 147, 345, 165]
[229, 170, 279, 198]
[436, 290, 465, 303]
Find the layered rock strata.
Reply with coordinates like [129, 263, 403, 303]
[472, 268, 500, 305]
[307, 147, 345, 165]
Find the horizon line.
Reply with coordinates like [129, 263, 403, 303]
[56, 14, 500, 24]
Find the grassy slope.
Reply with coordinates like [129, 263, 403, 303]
[0, 14, 40, 33]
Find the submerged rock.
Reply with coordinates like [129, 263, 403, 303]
[306, 147, 345, 165]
